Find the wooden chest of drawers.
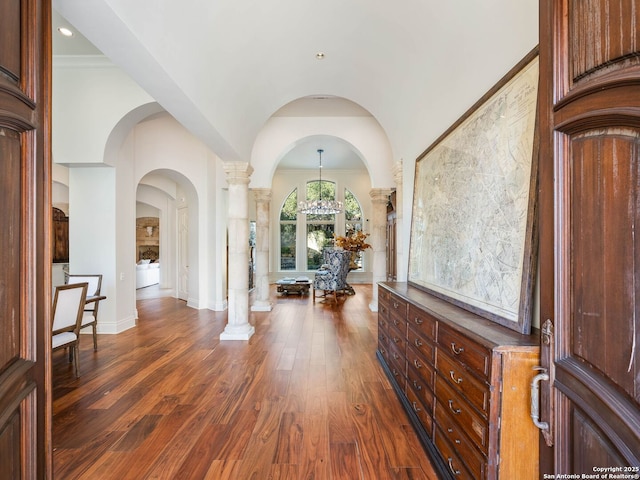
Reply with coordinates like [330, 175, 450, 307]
[377, 282, 540, 480]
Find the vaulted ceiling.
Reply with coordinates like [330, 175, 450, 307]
[52, 1, 538, 171]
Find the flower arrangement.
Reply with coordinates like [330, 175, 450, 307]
[334, 229, 371, 253]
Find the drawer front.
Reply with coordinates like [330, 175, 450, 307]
[389, 293, 408, 321]
[406, 343, 435, 388]
[434, 424, 478, 480]
[379, 286, 392, 305]
[407, 324, 435, 363]
[438, 324, 491, 380]
[388, 322, 406, 352]
[436, 350, 490, 417]
[407, 363, 435, 416]
[406, 384, 433, 437]
[388, 343, 406, 385]
[408, 304, 437, 341]
[378, 331, 389, 361]
[389, 311, 407, 336]
[435, 401, 487, 480]
[378, 300, 390, 323]
[435, 375, 489, 454]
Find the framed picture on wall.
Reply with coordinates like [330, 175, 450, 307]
[408, 48, 539, 334]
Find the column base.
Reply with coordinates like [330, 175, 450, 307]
[368, 302, 379, 312]
[220, 323, 255, 341]
[251, 301, 273, 312]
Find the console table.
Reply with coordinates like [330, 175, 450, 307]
[377, 282, 540, 480]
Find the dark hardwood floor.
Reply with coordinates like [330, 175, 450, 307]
[52, 285, 437, 479]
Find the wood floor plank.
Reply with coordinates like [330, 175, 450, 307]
[329, 441, 362, 479]
[52, 285, 438, 479]
[299, 413, 330, 479]
[273, 411, 303, 464]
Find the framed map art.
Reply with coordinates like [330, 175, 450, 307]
[408, 48, 539, 334]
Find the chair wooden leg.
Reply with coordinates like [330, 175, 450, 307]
[73, 345, 80, 378]
[312, 286, 316, 303]
[92, 323, 98, 351]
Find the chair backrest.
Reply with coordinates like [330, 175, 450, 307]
[52, 282, 88, 333]
[67, 274, 102, 296]
[323, 249, 352, 288]
[67, 274, 102, 312]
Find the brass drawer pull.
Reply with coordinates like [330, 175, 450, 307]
[450, 342, 464, 355]
[414, 359, 422, 369]
[393, 336, 401, 344]
[449, 370, 463, 384]
[448, 399, 461, 414]
[414, 316, 423, 325]
[413, 380, 422, 391]
[447, 458, 461, 476]
[412, 401, 421, 412]
[414, 338, 423, 347]
[393, 301, 399, 309]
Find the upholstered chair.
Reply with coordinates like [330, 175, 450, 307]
[67, 274, 103, 351]
[52, 282, 88, 377]
[312, 249, 352, 303]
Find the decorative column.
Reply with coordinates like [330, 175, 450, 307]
[251, 188, 272, 312]
[369, 188, 392, 311]
[220, 162, 255, 341]
[392, 160, 404, 281]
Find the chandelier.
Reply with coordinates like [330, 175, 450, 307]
[298, 149, 343, 215]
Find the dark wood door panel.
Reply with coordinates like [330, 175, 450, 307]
[567, 0, 640, 86]
[555, 358, 640, 464]
[0, 0, 51, 477]
[568, 131, 640, 401]
[0, 0, 21, 83]
[571, 407, 636, 472]
[540, 0, 640, 473]
[0, 130, 22, 374]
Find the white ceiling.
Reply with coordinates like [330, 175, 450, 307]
[51, 1, 539, 171]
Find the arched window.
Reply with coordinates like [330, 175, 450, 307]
[279, 189, 297, 270]
[345, 188, 363, 233]
[345, 188, 365, 270]
[278, 182, 365, 272]
[305, 180, 338, 270]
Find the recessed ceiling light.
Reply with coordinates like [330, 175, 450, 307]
[58, 27, 74, 37]
[315, 52, 325, 60]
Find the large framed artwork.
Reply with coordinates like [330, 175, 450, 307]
[408, 48, 539, 334]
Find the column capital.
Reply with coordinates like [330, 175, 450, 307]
[369, 188, 392, 204]
[252, 188, 272, 203]
[392, 159, 403, 185]
[223, 161, 253, 185]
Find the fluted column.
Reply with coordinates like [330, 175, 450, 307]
[251, 188, 272, 312]
[392, 160, 404, 281]
[369, 188, 392, 311]
[220, 162, 255, 341]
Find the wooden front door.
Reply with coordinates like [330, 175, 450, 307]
[539, 0, 640, 472]
[0, 1, 52, 478]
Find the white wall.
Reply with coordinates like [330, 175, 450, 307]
[53, 56, 153, 166]
[131, 114, 225, 311]
[251, 116, 395, 189]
